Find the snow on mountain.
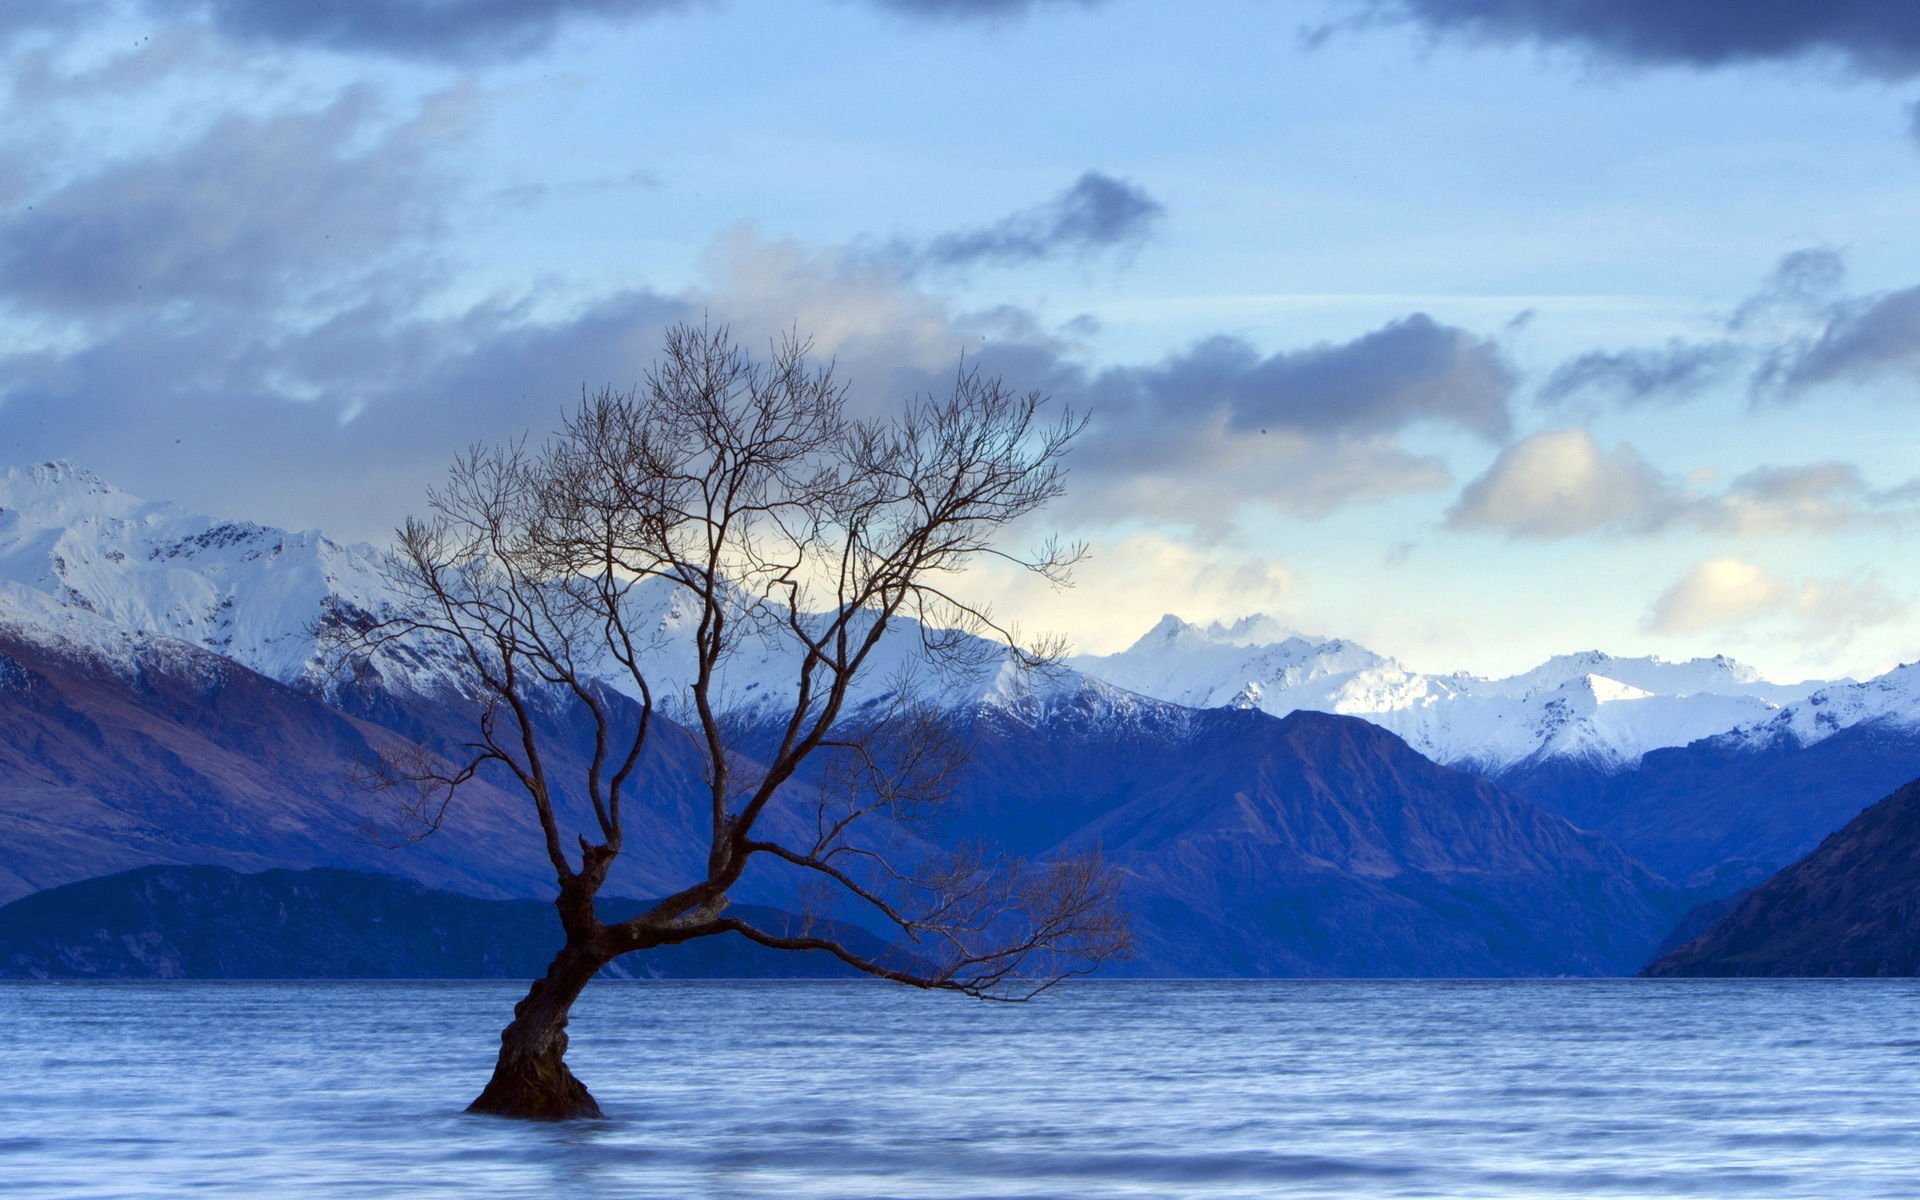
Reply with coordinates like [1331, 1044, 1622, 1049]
[0, 462, 1119, 723]
[1724, 662, 1920, 750]
[1073, 614, 1834, 772]
[0, 462, 457, 694]
[0, 579, 230, 689]
[5, 462, 1910, 767]
[587, 572, 1147, 729]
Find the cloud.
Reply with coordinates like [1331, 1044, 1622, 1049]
[1717, 462, 1920, 534]
[1541, 340, 1743, 408]
[1731, 247, 1848, 329]
[4, 28, 226, 110]
[0, 224, 962, 535]
[883, 171, 1165, 273]
[1352, 0, 1920, 78]
[1449, 429, 1920, 540]
[0, 3, 85, 44]
[1447, 428, 1677, 537]
[136, 0, 701, 65]
[0, 86, 470, 316]
[114, 0, 1102, 65]
[1643, 557, 1788, 635]
[1758, 283, 1920, 397]
[1126, 315, 1514, 442]
[868, 0, 1106, 19]
[0, 191, 1519, 544]
[1723, 247, 1920, 400]
[688, 243, 1512, 531]
[1642, 557, 1906, 649]
[1532, 247, 1915, 411]
[0, 283, 702, 537]
[1044, 314, 1514, 530]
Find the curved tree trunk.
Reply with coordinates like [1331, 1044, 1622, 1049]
[467, 942, 608, 1120]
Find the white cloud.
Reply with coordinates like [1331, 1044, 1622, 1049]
[1447, 428, 1678, 537]
[1642, 557, 1907, 650]
[1449, 429, 1920, 540]
[1642, 558, 1786, 635]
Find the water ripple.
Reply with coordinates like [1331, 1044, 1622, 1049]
[3, 979, 1919, 1198]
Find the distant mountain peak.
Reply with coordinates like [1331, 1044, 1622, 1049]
[1131, 612, 1307, 652]
[0, 461, 417, 694]
[22, 460, 112, 489]
[1, 464, 1912, 780]
[0, 460, 158, 523]
[1725, 661, 1920, 751]
[1077, 611, 1835, 774]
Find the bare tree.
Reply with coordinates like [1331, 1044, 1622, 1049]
[334, 324, 1129, 1120]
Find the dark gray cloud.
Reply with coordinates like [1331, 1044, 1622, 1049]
[0, 87, 465, 315]
[1541, 340, 1743, 408]
[1732, 247, 1847, 328]
[1532, 248, 1903, 411]
[1028, 313, 1515, 528]
[145, 0, 701, 65]
[911, 171, 1164, 271]
[0, 285, 698, 537]
[1354, 0, 1920, 78]
[117, 0, 1098, 65]
[1132, 314, 1515, 442]
[0, 195, 1513, 541]
[1760, 284, 1920, 396]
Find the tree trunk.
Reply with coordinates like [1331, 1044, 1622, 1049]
[467, 942, 607, 1120]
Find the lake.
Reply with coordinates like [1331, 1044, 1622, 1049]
[4, 979, 1918, 1198]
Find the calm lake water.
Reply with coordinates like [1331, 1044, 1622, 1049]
[4, 979, 1919, 1198]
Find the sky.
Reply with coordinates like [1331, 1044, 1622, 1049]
[2, 0, 1919, 681]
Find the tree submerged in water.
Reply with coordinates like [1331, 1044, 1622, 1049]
[335, 323, 1130, 1120]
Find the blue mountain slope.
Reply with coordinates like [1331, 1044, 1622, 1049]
[949, 706, 1686, 976]
[1495, 722, 1920, 888]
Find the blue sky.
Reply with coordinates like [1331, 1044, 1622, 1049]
[3, 0, 1919, 679]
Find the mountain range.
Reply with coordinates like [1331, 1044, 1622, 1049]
[1644, 775, 1920, 977]
[4, 460, 1919, 976]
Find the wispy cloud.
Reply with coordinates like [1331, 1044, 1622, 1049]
[1540, 340, 1743, 408]
[876, 171, 1164, 274]
[1535, 247, 1920, 411]
[0, 86, 470, 316]
[1758, 284, 1920, 399]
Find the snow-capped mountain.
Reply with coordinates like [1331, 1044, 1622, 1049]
[1724, 662, 1920, 750]
[597, 574, 1146, 728]
[5, 461, 1913, 775]
[0, 462, 415, 690]
[1073, 614, 1835, 773]
[0, 462, 1117, 723]
[5, 461, 1914, 974]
